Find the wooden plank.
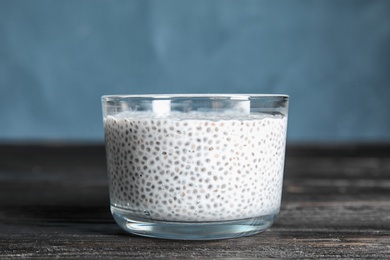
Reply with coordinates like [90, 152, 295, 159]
[0, 143, 389, 258]
[0, 224, 389, 258]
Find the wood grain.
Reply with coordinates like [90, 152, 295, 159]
[0, 143, 389, 259]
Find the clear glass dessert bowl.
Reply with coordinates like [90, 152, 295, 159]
[101, 94, 289, 240]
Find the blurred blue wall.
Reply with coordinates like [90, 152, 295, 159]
[1, 0, 389, 142]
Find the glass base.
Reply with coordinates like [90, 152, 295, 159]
[111, 206, 277, 240]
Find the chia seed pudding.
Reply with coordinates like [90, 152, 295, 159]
[104, 111, 288, 222]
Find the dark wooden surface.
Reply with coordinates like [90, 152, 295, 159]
[0, 143, 389, 259]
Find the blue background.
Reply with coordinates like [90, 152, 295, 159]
[1, 0, 389, 142]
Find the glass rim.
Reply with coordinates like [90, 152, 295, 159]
[102, 94, 289, 101]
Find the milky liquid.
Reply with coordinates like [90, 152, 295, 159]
[104, 112, 288, 222]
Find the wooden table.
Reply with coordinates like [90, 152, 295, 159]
[0, 143, 389, 259]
